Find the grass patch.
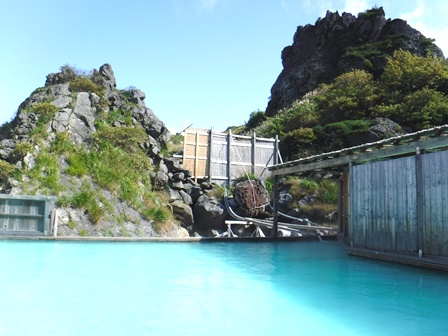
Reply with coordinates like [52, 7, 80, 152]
[51, 131, 76, 154]
[24, 102, 59, 139]
[26, 149, 63, 195]
[78, 229, 88, 237]
[71, 183, 105, 224]
[69, 77, 104, 96]
[12, 142, 33, 161]
[67, 220, 76, 229]
[0, 160, 15, 181]
[283, 177, 338, 215]
[302, 201, 338, 223]
[119, 227, 132, 237]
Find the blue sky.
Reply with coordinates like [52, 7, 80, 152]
[1, 0, 447, 132]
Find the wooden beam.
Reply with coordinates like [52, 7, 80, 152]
[270, 135, 448, 176]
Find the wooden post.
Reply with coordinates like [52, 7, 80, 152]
[338, 174, 343, 235]
[53, 209, 59, 237]
[416, 147, 425, 256]
[251, 132, 256, 176]
[273, 135, 279, 238]
[183, 129, 188, 177]
[348, 162, 354, 245]
[208, 130, 213, 182]
[194, 131, 200, 183]
[227, 130, 233, 185]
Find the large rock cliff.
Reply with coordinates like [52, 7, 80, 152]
[0, 64, 207, 237]
[266, 7, 444, 116]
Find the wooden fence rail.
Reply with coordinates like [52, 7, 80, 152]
[183, 129, 279, 183]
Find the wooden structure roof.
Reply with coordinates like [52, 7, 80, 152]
[269, 124, 448, 175]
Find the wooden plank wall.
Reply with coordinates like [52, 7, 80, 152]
[338, 171, 350, 237]
[422, 151, 448, 256]
[183, 129, 277, 184]
[350, 156, 418, 253]
[350, 150, 448, 257]
[183, 129, 210, 181]
[0, 195, 51, 234]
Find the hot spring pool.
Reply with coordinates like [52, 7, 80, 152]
[0, 240, 447, 335]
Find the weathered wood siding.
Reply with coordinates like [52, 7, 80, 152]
[0, 195, 51, 235]
[183, 129, 278, 184]
[422, 151, 448, 256]
[350, 156, 418, 252]
[349, 150, 448, 257]
[339, 171, 350, 238]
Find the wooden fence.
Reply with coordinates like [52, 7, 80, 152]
[183, 129, 279, 184]
[347, 149, 448, 257]
[0, 194, 53, 235]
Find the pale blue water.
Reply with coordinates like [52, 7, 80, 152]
[0, 240, 447, 336]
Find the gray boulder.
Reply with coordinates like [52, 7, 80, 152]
[193, 194, 227, 230]
[99, 63, 116, 91]
[171, 200, 194, 227]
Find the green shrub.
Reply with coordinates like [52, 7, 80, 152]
[69, 77, 105, 96]
[318, 179, 338, 203]
[255, 100, 319, 137]
[315, 70, 378, 123]
[12, 142, 33, 161]
[386, 88, 448, 131]
[58, 64, 78, 83]
[246, 110, 266, 129]
[314, 119, 373, 150]
[0, 160, 15, 180]
[281, 128, 317, 160]
[381, 50, 448, 96]
[360, 6, 384, 18]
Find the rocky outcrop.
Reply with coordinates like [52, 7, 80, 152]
[0, 64, 226, 238]
[266, 7, 444, 116]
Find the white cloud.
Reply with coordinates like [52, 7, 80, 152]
[319, 1, 334, 14]
[400, 3, 425, 22]
[199, 0, 219, 12]
[399, 1, 448, 56]
[342, 0, 369, 15]
[300, 0, 312, 10]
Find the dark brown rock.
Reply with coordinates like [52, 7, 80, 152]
[266, 7, 444, 116]
[233, 179, 270, 217]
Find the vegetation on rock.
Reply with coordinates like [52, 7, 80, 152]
[0, 64, 185, 237]
[238, 50, 448, 160]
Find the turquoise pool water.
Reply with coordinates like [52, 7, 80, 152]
[0, 240, 447, 335]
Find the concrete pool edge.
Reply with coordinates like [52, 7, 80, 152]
[0, 235, 338, 242]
